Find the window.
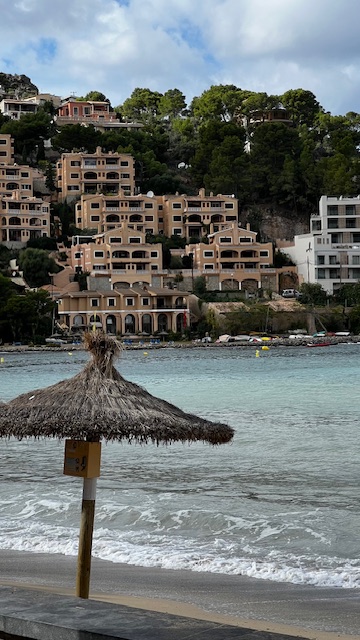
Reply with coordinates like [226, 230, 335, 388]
[312, 220, 321, 231]
[70, 161, 81, 167]
[144, 203, 153, 209]
[328, 205, 338, 215]
[150, 251, 158, 257]
[327, 219, 338, 229]
[329, 268, 339, 279]
[317, 255, 325, 265]
[110, 237, 121, 243]
[21, 172, 29, 178]
[121, 173, 130, 179]
[120, 161, 129, 167]
[151, 265, 158, 270]
[172, 203, 181, 209]
[68, 185, 79, 191]
[107, 298, 115, 307]
[90, 203, 100, 209]
[173, 228, 182, 235]
[353, 233, 360, 243]
[352, 256, 360, 265]
[220, 237, 232, 243]
[77, 218, 82, 224]
[91, 299, 99, 307]
[129, 237, 141, 243]
[204, 264, 214, 270]
[225, 203, 234, 209]
[74, 252, 82, 259]
[126, 297, 134, 306]
[70, 173, 79, 179]
[142, 298, 150, 306]
[173, 215, 182, 221]
[260, 250, 269, 257]
[204, 250, 214, 257]
[346, 205, 356, 215]
[317, 268, 326, 279]
[346, 219, 356, 228]
[239, 237, 251, 243]
[145, 215, 153, 221]
[94, 251, 104, 258]
[42, 219, 47, 225]
[329, 255, 338, 265]
[90, 215, 100, 222]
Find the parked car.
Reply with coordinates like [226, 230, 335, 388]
[281, 289, 301, 299]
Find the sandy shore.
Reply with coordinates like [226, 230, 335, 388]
[0, 551, 359, 639]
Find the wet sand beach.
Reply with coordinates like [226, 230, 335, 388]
[0, 550, 359, 639]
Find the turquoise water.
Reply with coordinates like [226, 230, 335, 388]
[1, 344, 360, 588]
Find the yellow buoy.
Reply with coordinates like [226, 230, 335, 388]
[255, 350, 260, 357]
[68, 352, 73, 356]
[262, 345, 269, 351]
[143, 352, 148, 356]
[0, 357, 4, 363]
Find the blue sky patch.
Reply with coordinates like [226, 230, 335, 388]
[31, 38, 58, 64]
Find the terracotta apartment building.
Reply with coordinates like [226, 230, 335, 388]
[57, 147, 135, 201]
[75, 192, 161, 236]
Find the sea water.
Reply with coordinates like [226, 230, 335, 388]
[1, 344, 360, 589]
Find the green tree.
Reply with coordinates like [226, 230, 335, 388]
[18, 248, 60, 288]
[118, 88, 163, 122]
[0, 109, 53, 158]
[190, 84, 248, 122]
[281, 88, 323, 127]
[52, 123, 102, 153]
[299, 283, 328, 305]
[158, 89, 187, 120]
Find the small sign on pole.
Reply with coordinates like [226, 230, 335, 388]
[63, 440, 101, 478]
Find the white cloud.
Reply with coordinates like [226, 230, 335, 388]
[1, 0, 360, 113]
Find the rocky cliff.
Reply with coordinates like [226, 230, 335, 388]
[0, 73, 38, 98]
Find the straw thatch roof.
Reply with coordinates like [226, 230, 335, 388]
[0, 333, 234, 445]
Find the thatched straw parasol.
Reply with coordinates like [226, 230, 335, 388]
[0, 332, 234, 598]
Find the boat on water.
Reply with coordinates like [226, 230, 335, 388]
[306, 341, 332, 348]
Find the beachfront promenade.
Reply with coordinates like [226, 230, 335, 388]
[0, 551, 359, 640]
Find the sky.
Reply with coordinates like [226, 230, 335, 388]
[1, 0, 360, 115]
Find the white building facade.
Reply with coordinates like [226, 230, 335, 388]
[283, 195, 360, 294]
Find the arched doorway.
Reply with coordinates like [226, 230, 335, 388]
[89, 314, 102, 329]
[142, 314, 152, 334]
[176, 313, 185, 333]
[106, 314, 117, 334]
[125, 314, 135, 334]
[158, 313, 168, 332]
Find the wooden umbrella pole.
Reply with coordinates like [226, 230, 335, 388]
[76, 477, 97, 599]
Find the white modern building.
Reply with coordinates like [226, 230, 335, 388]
[282, 195, 360, 294]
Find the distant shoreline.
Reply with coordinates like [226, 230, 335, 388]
[0, 335, 359, 353]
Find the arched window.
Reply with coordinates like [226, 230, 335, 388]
[132, 250, 146, 259]
[73, 315, 84, 326]
[84, 172, 97, 180]
[6, 182, 19, 190]
[106, 172, 119, 180]
[9, 216, 21, 226]
[106, 214, 120, 223]
[142, 314, 152, 334]
[129, 214, 142, 223]
[112, 250, 129, 258]
[125, 314, 135, 334]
